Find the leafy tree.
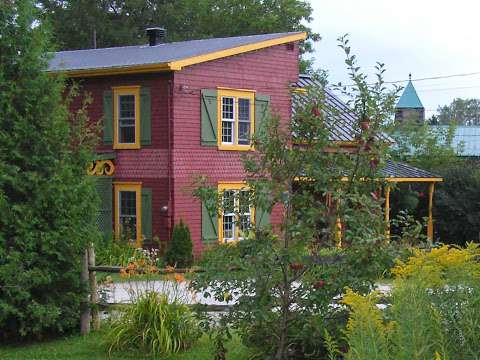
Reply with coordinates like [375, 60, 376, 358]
[165, 220, 193, 268]
[389, 118, 461, 171]
[37, 0, 320, 72]
[192, 36, 401, 359]
[434, 98, 480, 125]
[434, 163, 480, 245]
[0, 0, 98, 341]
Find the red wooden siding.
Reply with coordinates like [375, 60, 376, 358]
[172, 43, 300, 255]
[71, 73, 173, 243]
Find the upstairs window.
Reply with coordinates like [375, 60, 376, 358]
[113, 86, 140, 149]
[217, 88, 255, 150]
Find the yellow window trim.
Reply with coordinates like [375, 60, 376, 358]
[217, 182, 255, 244]
[114, 182, 142, 247]
[54, 32, 307, 77]
[217, 88, 255, 151]
[113, 86, 141, 149]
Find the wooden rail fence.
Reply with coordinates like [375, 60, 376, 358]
[80, 244, 228, 335]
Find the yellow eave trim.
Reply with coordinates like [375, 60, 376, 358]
[385, 177, 443, 183]
[53, 32, 307, 78]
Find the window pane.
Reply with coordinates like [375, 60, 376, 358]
[119, 95, 136, 144]
[222, 97, 234, 120]
[223, 190, 235, 213]
[238, 122, 250, 145]
[120, 126, 135, 144]
[238, 99, 250, 122]
[238, 98, 250, 145]
[240, 214, 250, 234]
[120, 95, 135, 118]
[223, 215, 234, 242]
[222, 120, 233, 144]
[119, 191, 137, 242]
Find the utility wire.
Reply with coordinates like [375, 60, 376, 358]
[341, 71, 480, 87]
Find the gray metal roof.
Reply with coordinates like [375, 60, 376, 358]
[294, 74, 393, 143]
[381, 160, 440, 179]
[430, 125, 480, 157]
[295, 75, 439, 180]
[48, 32, 302, 73]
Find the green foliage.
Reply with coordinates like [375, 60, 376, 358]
[192, 35, 401, 359]
[165, 221, 193, 268]
[390, 118, 461, 171]
[338, 244, 480, 360]
[0, 1, 98, 341]
[104, 292, 201, 356]
[434, 163, 480, 245]
[95, 236, 138, 266]
[433, 98, 480, 125]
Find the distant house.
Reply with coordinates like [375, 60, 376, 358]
[429, 126, 480, 157]
[49, 31, 441, 253]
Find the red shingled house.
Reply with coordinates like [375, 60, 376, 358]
[49, 30, 306, 254]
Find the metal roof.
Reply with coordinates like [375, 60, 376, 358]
[396, 80, 424, 109]
[295, 75, 439, 180]
[381, 159, 441, 180]
[48, 32, 304, 74]
[431, 125, 480, 156]
[294, 74, 393, 143]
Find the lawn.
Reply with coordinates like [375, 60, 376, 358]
[0, 331, 251, 360]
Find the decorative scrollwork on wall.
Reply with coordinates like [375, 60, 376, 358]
[87, 159, 115, 176]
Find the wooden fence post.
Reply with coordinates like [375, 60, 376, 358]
[80, 249, 90, 335]
[88, 243, 100, 331]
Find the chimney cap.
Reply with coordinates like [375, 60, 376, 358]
[146, 27, 166, 46]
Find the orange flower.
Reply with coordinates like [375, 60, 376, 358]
[119, 268, 128, 278]
[149, 265, 158, 274]
[174, 273, 185, 283]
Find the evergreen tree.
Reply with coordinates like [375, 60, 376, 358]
[0, 0, 98, 341]
[165, 220, 193, 268]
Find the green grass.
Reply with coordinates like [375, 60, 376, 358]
[0, 331, 251, 360]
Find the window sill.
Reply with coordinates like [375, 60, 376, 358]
[114, 143, 141, 150]
[217, 144, 253, 151]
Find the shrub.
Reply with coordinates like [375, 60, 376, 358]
[104, 291, 201, 355]
[338, 244, 480, 360]
[95, 236, 138, 266]
[165, 221, 193, 268]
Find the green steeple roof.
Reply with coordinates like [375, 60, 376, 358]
[396, 79, 424, 109]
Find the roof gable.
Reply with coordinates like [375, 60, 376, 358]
[48, 32, 306, 77]
[396, 80, 424, 109]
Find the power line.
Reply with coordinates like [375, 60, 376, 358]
[341, 71, 480, 87]
[417, 84, 480, 92]
[385, 71, 480, 84]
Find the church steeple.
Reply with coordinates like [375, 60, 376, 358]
[395, 74, 425, 122]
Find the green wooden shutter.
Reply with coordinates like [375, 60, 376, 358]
[255, 206, 270, 230]
[103, 90, 113, 145]
[255, 93, 271, 135]
[201, 89, 218, 146]
[140, 87, 152, 145]
[202, 202, 218, 245]
[95, 176, 113, 240]
[141, 188, 153, 243]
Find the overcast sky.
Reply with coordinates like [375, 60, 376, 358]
[308, 0, 480, 118]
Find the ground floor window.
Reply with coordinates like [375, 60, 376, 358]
[218, 182, 254, 244]
[114, 182, 142, 246]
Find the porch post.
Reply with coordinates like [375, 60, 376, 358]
[385, 185, 391, 240]
[427, 182, 435, 240]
